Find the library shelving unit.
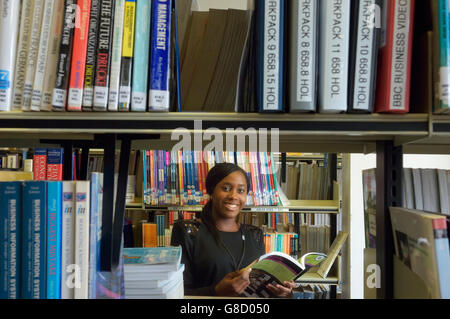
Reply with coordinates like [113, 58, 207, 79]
[2, 111, 450, 299]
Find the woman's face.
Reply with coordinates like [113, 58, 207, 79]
[211, 170, 248, 221]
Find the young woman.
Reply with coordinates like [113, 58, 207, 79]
[170, 162, 295, 297]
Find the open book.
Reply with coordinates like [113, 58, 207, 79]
[243, 251, 327, 298]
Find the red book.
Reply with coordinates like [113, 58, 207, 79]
[33, 148, 47, 180]
[67, 0, 92, 111]
[375, 0, 415, 113]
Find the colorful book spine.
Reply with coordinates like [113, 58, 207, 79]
[33, 147, 48, 180]
[22, 0, 45, 111]
[148, 0, 172, 111]
[46, 181, 63, 299]
[61, 181, 75, 299]
[21, 181, 47, 299]
[0, 182, 21, 299]
[74, 180, 90, 299]
[53, 0, 78, 111]
[0, 0, 21, 111]
[318, 0, 351, 113]
[11, 0, 35, 111]
[432, 218, 450, 298]
[41, 0, 65, 111]
[436, 0, 450, 112]
[256, 0, 285, 112]
[31, 0, 57, 111]
[118, 0, 137, 111]
[374, 0, 415, 113]
[93, 0, 116, 110]
[67, 0, 92, 111]
[108, 0, 126, 111]
[131, 0, 152, 111]
[82, 0, 101, 110]
[47, 148, 64, 181]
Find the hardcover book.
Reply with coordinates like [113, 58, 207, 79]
[61, 181, 76, 299]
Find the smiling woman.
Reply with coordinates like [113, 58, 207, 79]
[170, 162, 295, 297]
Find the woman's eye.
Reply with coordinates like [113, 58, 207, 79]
[238, 188, 245, 194]
[222, 185, 231, 192]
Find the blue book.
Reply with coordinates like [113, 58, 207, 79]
[22, 181, 47, 299]
[256, 0, 285, 112]
[148, 0, 172, 111]
[123, 246, 181, 270]
[437, 0, 450, 111]
[89, 172, 103, 298]
[131, 0, 152, 111]
[46, 181, 63, 299]
[192, 151, 199, 204]
[0, 182, 21, 299]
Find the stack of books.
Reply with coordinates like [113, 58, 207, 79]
[123, 246, 184, 299]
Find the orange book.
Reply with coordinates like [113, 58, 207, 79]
[67, 0, 91, 111]
[142, 223, 157, 247]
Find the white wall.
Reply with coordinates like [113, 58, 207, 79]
[350, 153, 450, 299]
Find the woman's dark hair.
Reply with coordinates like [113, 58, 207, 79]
[201, 162, 250, 244]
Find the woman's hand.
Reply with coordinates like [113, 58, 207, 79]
[214, 268, 252, 296]
[266, 280, 296, 298]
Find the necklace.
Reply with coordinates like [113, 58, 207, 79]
[220, 226, 246, 271]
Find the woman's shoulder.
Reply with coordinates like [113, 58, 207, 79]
[173, 219, 202, 236]
[242, 224, 263, 238]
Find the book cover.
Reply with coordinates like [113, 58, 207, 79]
[123, 246, 181, 269]
[46, 181, 63, 299]
[74, 180, 90, 299]
[21, 181, 47, 299]
[318, 0, 351, 113]
[118, 0, 136, 111]
[33, 147, 48, 181]
[142, 223, 157, 247]
[67, 0, 92, 111]
[0, 182, 21, 299]
[22, 0, 45, 111]
[243, 251, 327, 298]
[82, 0, 101, 110]
[289, 0, 318, 112]
[52, 0, 77, 111]
[148, 0, 172, 111]
[93, 0, 116, 110]
[31, 0, 57, 111]
[40, 0, 65, 111]
[390, 207, 450, 299]
[47, 148, 64, 181]
[348, 0, 381, 113]
[61, 181, 76, 299]
[11, 0, 35, 111]
[374, 0, 415, 113]
[0, 0, 21, 111]
[255, 0, 285, 112]
[108, 0, 126, 111]
[131, 0, 152, 111]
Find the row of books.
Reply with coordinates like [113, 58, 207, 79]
[142, 150, 281, 207]
[293, 284, 332, 299]
[363, 167, 450, 249]
[0, 174, 112, 299]
[0, 0, 172, 112]
[263, 232, 298, 256]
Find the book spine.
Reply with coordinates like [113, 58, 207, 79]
[33, 147, 48, 181]
[348, 0, 380, 113]
[118, 0, 136, 111]
[41, 0, 65, 111]
[374, 0, 415, 113]
[318, 0, 351, 113]
[148, 0, 172, 111]
[289, 0, 318, 112]
[131, 0, 152, 111]
[31, 0, 57, 111]
[21, 181, 47, 299]
[82, 0, 101, 110]
[108, 0, 126, 111]
[0, 0, 21, 111]
[22, 0, 45, 111]
[0, 182, 21, 299]
[92, 172, 103, 299]
[437, 0, 450, 111]
[67, 0, 92, 111]
[93, 0, 116, 110]
[11, 0, 35, 111]
[432, 218, 450, 298]
[74, 180, 90, 299]
[52, 0, 78, 111]
[256, 0, 285, 112]
[46, 181, 62, 299]
[47, 148, 64, 181]
[61, 181, 75, 299]
[88, 174, 99, 298]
